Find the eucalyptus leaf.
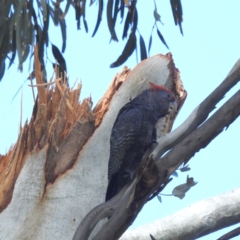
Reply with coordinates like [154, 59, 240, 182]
[139, 34, 147, 61]
[92, 0, 103, 37]
[157, 195, 162, 203]
[110, 31, 136, 67]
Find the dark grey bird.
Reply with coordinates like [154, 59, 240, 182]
[106, 83, 176, 201]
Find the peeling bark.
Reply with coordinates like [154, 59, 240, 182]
[93, 66, 131, 127]
[0, 48, 97, 212]
[0, 50, 184, 239]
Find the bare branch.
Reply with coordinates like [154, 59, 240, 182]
[157, 89, 240, 176]
[152, 58, 240, 160]
[72, 184, 130, 240]
[121, 187, 240, 240]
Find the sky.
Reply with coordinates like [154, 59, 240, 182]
[0, 1, 240, 239]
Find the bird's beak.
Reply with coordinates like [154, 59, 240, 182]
[168, 100, 178, 115]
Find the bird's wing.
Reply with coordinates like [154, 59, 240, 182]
[108, 104, 142, 180]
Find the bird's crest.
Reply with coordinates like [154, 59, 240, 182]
[149, 82, 173, 94]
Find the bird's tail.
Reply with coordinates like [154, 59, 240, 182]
[105, 173, 119, 202]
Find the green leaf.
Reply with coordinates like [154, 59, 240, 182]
[0, 60, 5, 81]
[139, 34, 147, 61]
[172, 170, 178, 177]
[82, 0, 88, 33]
[53, 6, 59, 26]
[132, 7, 138, 32]
[156, 28, 169, 49]
[92, 0, 103, 37]
[20, 45, 30, 67]
[122, 1, 137, 40]
[8, 26, 16, 69]
[59, 8, 67, 52]
[83, 19, 88, 33]
[170, 0, 183, 35]
[52, 43, 67, 73]
[157, 195, 162, 203]
[107, 0, 118, 41]
[180, 165, 191, 172]
[113, 0, 119, 30]
[148, 35, 152, 56]
[122, 10, 131, 40]
[74, 1, 81, 30]
[120, 0, 125, 21]
[38, 2, 50, 66]
[110, 31, 136, 67]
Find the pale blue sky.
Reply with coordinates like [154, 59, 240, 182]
[0, 1, 240, 239]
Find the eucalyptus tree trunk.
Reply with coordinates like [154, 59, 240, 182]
[1, 51, 239, 240]
[0, 52, 184, 240]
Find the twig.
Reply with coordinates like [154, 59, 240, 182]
[217, 226, 240, 240]
[72, 184, 130, 240]
[28, 78, 62, 87]
[34, 45, 46, 104]
[71, 78, 79, 91]
[20, 87, 23, 131]
[29, 75, 36, 102]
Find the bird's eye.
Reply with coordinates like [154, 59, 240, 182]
[167, 94, 171, 98]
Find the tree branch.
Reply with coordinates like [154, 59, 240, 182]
[120, 187, 240, 240]
[72, 184, 131, 240]
[152, 58, 240, 160]
[217, 226, 240, 240]
[156, 89, 240, 177]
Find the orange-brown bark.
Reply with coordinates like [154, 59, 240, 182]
[93, 66, 131, 127]
[0, 48, 133, 212]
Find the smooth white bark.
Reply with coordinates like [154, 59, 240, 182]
[121, 188, 240, 240]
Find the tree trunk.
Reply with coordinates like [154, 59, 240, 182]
[0, 51, 184, 240]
